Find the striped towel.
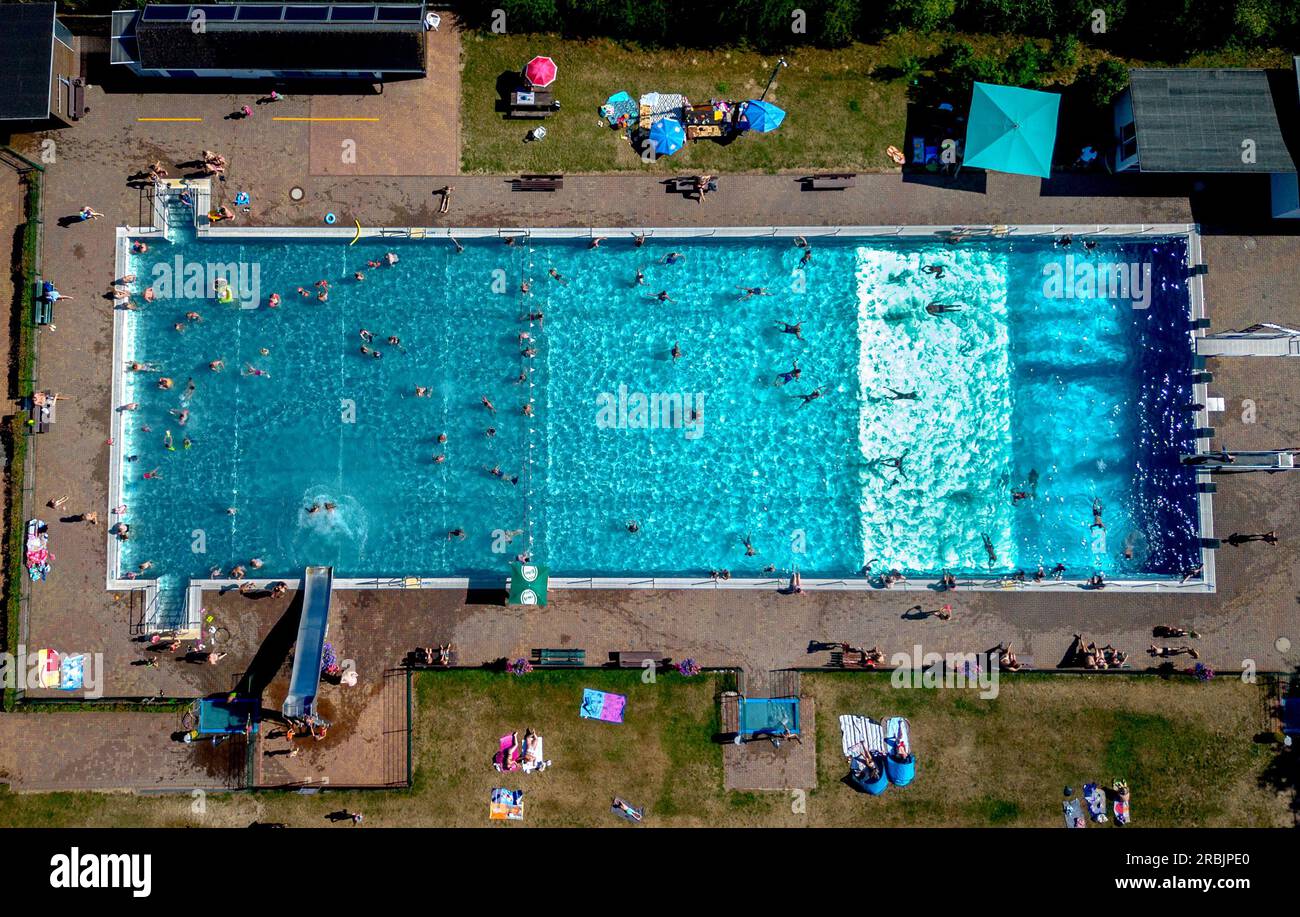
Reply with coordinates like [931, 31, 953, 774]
[839, 715, 887, 759]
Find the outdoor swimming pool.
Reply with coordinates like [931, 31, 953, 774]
[112, 221, 1204, 597]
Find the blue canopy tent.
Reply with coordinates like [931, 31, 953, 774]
[962, 82, 1060, 179]
[737, 99, 785, 133]
[647, 115, 686, 157]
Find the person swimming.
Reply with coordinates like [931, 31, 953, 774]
[797, 387, 823, 407]
[885, 387, 917, 400]
[671, 342, 682, 361]
[921, 264, 944, 278]
[737, 286, 771, 299]
[877, 451, 907, 477]
[926, 302, 963, 314]
[982, 532, 997, 565]
[655, 290, 673, 303]
[776, 362, 801, 385]
[776, 320, 805, 341]
[1090, 498, 1105, 530]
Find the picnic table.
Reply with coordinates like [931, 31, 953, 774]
[29, 391, 56, 434]
[510, 89, 557, 118]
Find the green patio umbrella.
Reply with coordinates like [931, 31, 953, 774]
[962, 82, 1061, 179]
[507, 561, 549, 606]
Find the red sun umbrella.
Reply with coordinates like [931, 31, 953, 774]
[524, 56, 557, 88]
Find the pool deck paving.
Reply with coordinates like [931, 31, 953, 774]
[1, 55, 1299, 793]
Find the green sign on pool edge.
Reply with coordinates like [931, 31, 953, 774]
[508, 562, 549, 606]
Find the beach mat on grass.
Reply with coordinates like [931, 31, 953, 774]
[489, 787, 523, 820]
[580, 688, 626, 723]
[839, 714, 887, 758]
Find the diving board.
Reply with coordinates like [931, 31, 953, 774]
[282, 565, 333, 719]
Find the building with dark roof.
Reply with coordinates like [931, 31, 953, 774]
[0, 2, 82, 124]
[111, 2, 429, 80]
[1112, 65, 1300, 217]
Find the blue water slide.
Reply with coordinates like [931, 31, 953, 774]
[281, 566, 333, 719]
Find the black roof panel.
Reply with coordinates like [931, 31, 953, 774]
[0, 2, 55, 120]
[1129, 68, 1298, 173]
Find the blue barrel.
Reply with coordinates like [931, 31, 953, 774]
[886, 753, 916, 787]
[850, 755, 890, 795]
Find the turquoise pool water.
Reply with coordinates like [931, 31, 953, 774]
[116, 225, 1200, 588]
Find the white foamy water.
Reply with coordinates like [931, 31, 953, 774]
[854, 247, 1016, 572]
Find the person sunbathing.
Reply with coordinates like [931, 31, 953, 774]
[522, 728, 541, 764]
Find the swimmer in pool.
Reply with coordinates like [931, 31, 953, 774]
[877, 451, 907, 477]
[415, 387, 430, 398]
[158, 377, 174, 390]
[185, 311, 201, 322]
[655, 291, 673, 303]
[209, 360, 224, 372]
[360, 329, 374, 343]
[797, 388, 823, 407]
[776, 362, 801, 385]
[776, 320, 805, 341]
[447, 528, 466, 540]
[268, 293, 281, 308]
[662, 252, 683, 265]
[437, 433, 448, 444]
[520, 281, 531, 294]
[243, 364, 269, 377]
[885, 387, 917, 400]
[743, 534, 756, 557]
[737, 286, 771, 299]
[982, 533, 997, 565]
[800, 247, 812, 266]
[433, 453, 446, 464]
[635, 269, 645, 286]
[926, 302, 963, 314]
[921, 264, 944, 278]
[671, 342, 682, 362]
[548, 268, 567, 284]
[481, 395, 496, 413]
[1090, 498, 1105, 530]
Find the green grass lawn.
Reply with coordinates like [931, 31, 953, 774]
[0, 671, 1290, 827]
[460, 32, 930, 174]
[804, 673, 1291, 827]
[460, 31, 1293, 176]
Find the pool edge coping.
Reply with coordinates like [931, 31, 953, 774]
[107, 221, 1214, 628]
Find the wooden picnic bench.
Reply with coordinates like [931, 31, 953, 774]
[33, 278, 53, 326]
[805, 172, 857, 190]
[509, 89, 558, 119]
[617, 650, 664, 669]
[70, 79, 86, 121]
[533, 647, 585, 667]
[512, 174, 564, 192]
[829, 650, 878, 669]
[666, 176, 718, 195]
[29, 391, 56, 434]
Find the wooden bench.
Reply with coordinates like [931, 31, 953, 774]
[533, 647, 585, 667]
[617, 650, 664, 669]
[512, 175, 563, 192]
[29, 392, 55, 434]
[829, 651, 879, 669]
[70, 79, 86, 120]
[805, 173, 857, 190]
[34, 295, 53, 326]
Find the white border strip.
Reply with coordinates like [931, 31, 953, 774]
[110, 223, 1213, 609]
